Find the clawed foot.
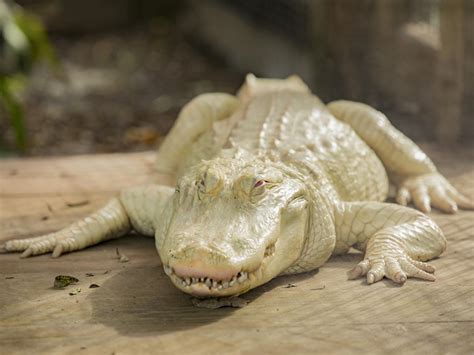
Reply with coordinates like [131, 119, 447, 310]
[396, 172, 474, 214]
[348, 255, 436, 285]
[2, 232, 70, 258]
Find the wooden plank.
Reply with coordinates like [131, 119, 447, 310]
[0, 151, 164, 196]
[0, 146, 473, 354]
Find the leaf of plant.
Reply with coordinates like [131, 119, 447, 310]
[0, 77, 27, 151]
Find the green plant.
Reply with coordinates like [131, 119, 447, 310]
[0, 1, 57, 152]
[0, 75, 26, 150]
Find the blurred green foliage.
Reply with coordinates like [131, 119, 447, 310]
[0, 1, 57, 152]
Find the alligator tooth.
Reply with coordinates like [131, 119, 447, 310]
[182, 280, 186, 286]
[212, 280, 218, 288]
[192, 277, 197, 284]
[205, 278, 212, 287]
[185, 277, 191, 286]
[222, 280, 229, 288]
[164, 266, 172, 275]
[238, 272, 247, 282]
[218, 285, 223, 290]
[229, 277, 236, 287]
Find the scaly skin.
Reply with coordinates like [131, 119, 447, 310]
[3, 74, 473, 299]
[327, 100, 471, 213]
[334, 202, 446, 283]
[3, 199, 130, 258]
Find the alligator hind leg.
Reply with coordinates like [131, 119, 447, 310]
[335, 201, 446, 284]
[155, 93, 239, 175]
[328, 100, 474, 213]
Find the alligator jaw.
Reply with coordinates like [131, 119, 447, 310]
[163, 243, 276, 297]
[165, 267, 252, 297]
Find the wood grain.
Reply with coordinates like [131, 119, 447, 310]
[1, 146, 473, 355]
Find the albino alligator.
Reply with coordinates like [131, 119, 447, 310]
[3, 75, 473, 298]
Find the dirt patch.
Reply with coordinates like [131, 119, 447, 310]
[1, 22, 242, 156]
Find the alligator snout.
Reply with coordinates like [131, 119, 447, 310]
[163, 243, 255, 296]
[168, 244, 240, 281]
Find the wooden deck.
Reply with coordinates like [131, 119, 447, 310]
[1, 145, 473, 354]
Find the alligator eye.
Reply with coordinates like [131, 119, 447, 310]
[198, 169, 222, 196]
[197, 178, 205, 198]
[254, 180, 267, 188]
[252, 179, 270, 196]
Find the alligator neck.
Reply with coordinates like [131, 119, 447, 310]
[278, 150, 338, 274]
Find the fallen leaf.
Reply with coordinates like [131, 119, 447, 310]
[89, 284, 100, 288]
[54, 275, 79, 289]
[66, 200, 90, 208]
[116, 248, 129, 263]
[124, 126, 160, 146]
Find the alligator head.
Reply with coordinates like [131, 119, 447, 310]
[156, 151, 313, 297]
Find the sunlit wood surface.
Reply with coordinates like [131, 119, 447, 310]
[1, 145, 473, 354]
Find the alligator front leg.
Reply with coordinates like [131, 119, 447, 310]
[2, 185, 173, 258]
[327, 100, 474, 213]
[334, 201, 446, 284]
[2, 198, 131, 257]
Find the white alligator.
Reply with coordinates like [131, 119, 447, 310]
[3, 75, 473, 298]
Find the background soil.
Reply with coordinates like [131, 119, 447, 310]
[2, 0, 472, 156]
[0, 21, 242, 156]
